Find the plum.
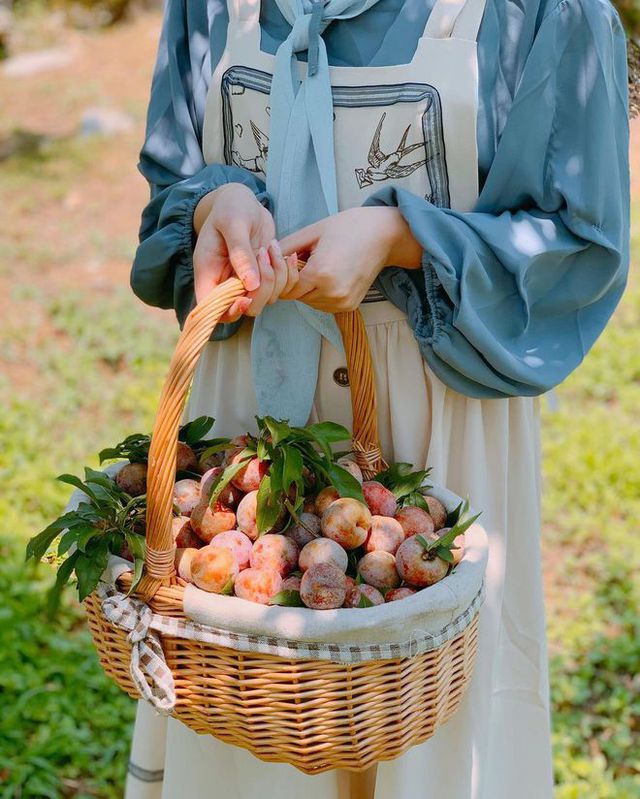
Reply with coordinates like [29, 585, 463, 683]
[174, 547, 198, 582]
[190, 501, 236, 544]
[198, 450, 224, 474]
[396, 534, 449, 588]
[115, 462, 147, 497]
[249, 534, 299, 577]
[209, 529, 253, 570]
[395, 506, 435, 539]
[299, 538, 349, 573]
[343, 583, 385, 608]
[176, 441, 199, 474]
[385, 587, 417, 602]
[362, 481, 398, 517]
[190, 546, 238, 593]
[314, 486, 340, 515]
[364, 515, 404, 554]
[236, 490, 259, 540]
[357, 551, 401, 590]
[173, 479, 201, 517]
[321, 498, 372, 550]
[336, 457, 364, 485]
[229, 453, 268, 493]
[172, 515, 202, 549]
[300, 564, 347, 610]
[200, 467, 242, 508]
[287, 512, 321, 549]
[234, 567, 283, 605]
[424, 496, 448, 531]
[282, 575, 302, 591]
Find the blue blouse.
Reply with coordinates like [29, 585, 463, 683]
[131, 0, 630, 398]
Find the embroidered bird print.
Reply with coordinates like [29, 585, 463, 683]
[232, 119, 269, 174]
[355, 112, 427, 189]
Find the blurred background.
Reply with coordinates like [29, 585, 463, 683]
[0, 1, 638, 797]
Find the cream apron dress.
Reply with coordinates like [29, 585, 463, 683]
[125, 0, 555, 796]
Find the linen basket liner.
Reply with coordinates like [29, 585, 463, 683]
[96, 580, 484, 714]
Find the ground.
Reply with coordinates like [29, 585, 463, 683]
[0, 8, 638, 798]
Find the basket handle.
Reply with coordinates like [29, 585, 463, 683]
[135, 276, 386, 600]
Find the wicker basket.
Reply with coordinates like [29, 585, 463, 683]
[84, 277, 485, 774]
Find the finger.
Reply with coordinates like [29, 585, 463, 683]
[194, 254, 231, 305]
[221, 220, 261, 291]
[221, 296, 252, 323]
[280, 252, 300, 299]
[245, 247, 275, 318]
[267, 240, 289, 305]
[283, 268, 316, 302]
[279, 223, 321, 259]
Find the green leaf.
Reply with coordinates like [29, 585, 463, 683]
[306, 422, 351, 444]
[426, 510, 481, 553]
[46, 550, 81, 617]
[434, 546, 455, 564]
[327, 463, 365, 503]
[263, 417, 292, 446]
[26, 513, 79, 561]
[256, 475, 284, 534]
[415, 534, 432, 552]
[179, 416, 215, 444]
[220, 577, 235, 596]
[402, 492, 429, 511]
[75, 539, 110, 601]
[446, 500, 466, 528]
[128, 557, 144, 597]
[208, 458, 249, 506]
[269, 451, 284, 495]
[282, 445, 304, 492]
[270, 590, 305, 607]
[57, 474, 100, 505]
[124, 531, 146, 560]
[357, 591, 375, 608]
[198, 440, 233, 463]
[374, 463, 431, 501]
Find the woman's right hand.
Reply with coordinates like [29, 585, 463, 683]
[193, 183, 298, 322]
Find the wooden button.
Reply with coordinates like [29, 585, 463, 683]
[333, 367, 349, 387]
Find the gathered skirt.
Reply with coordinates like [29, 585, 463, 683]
[124, 300, 554, 799]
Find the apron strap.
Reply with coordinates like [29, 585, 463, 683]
[424, 0, 487, 41]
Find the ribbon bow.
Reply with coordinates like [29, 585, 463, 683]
[99, 584, 176, 714]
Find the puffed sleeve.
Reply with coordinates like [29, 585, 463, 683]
[370, 0, 630, 398]
[131, 0, 268, 334]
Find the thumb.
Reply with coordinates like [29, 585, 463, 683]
[220, 220, 261, 292]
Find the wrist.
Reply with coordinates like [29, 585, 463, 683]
[193, 183, 257, 236]
[378, 207, 422, 270]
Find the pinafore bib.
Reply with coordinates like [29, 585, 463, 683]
[124, 1, 555, 797]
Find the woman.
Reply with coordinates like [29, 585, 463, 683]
[126, 0, 630, 797]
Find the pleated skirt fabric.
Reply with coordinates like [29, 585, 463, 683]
[124, 300, 554, 799]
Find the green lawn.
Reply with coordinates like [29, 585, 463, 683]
[0, 204, 638, 797]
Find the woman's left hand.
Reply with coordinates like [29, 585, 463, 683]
[278, 207, 422, 313]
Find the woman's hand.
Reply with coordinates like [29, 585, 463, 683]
[278, 207, 422, 313]
[193, 183, 298, 321]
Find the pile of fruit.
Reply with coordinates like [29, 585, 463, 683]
[27, 417, 478, 612]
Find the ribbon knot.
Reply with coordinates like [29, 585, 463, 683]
[289, 1, 325, 75]
[99, 584, 176, 714]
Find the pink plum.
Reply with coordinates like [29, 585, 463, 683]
[172, 516, 203, 549]
[336, 457, 364, 484]
[229, 453, 268, 492]
[365, 515, 404, 554]
[362, 481, 398, 517]
[176, 441, 199, 474]
[396, 535, 449, 587]
[190, 546, 238, 593]
[385, 587, 417, 602]
[357, 551, 401, 590]
[250, 534, 299, 577]
[190, 501, 236, 544]
[395, 506, 435, 539]
[321, 498, 372, 550]
[300, 564, 347, 610]
[174, 547, 198, 582]
[234, 568, 283, 605]
[200, 467, 242, 508]
[209, 529, 253, 570]
[173, 479, 201, 517]
[343, 583, 385, 608]
[299, 537, 349, 573]
[314, 486, 340, 515]
[115, 462, 147, 497]
[282, 575, 302, 592]
[424, 496, 448, 531]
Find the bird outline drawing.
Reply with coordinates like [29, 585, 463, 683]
[355, 112, 427, 189]
[231, 119, 269, 174]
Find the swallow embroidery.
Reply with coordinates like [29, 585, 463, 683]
[232, 120, 269, 174]
[355, 112, 427, 189]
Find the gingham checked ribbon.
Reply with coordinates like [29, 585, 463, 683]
[100, 586, 176, 714]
